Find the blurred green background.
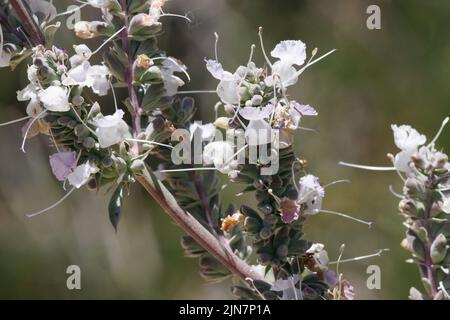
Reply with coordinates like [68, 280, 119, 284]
[1, 0, 450, 299]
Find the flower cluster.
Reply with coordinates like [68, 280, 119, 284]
[341, 119, 450, 299]
[179, 31, 378, 300]
[0, 0, 382, 300]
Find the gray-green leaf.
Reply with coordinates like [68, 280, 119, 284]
[109, 184, 124, 232]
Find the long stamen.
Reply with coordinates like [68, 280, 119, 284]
[214, 101, 222, 120]
[224, 144, 248, 164]
[0, 24, 4, 60]
[388, 185, 403, 199]
[176, 90, 216, 94]
[291, 159, 301, 192]
[339, 161, 396, 171]
[245, 277, 267, 300]
[70, 105, 97, 136]
[109, 80, 118, 111]
[18, 27, 33, 48]
[323, 179, 351, 189]
[91, 26, 126, 56]
[55, 3, 88, 17]
[329, 249, 389, 265]
[335, 244, 346, 277]
[159, 167, 217, 173]
[297, 126, 318, 133]
[21, 110, 46, 153]
[429, 116, 449, 146]
[285, 49, 336, 84]
[152, 56, 191, 82]
[0, 115, 32, 127]
[267, 188, 282, 203]
[49, 128, 61, 152]
[160, 13, 192, 23]
[126, 138, 174, 149]
[258, 27, 273, 68]
[319, 209, 373, 227]
[26, 187, 76, 218]
[214, 32, 219, 61]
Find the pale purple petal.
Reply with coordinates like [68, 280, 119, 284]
[49, 151, 77, 181]
[292, 101, 318, 116]
[239, 104, 274, 121]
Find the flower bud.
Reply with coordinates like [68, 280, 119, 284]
[430, 233, 448, 264]
[74, 21, 110, 39]
[214, 117, 230, 130]
[128, 13, 162, 40]
[244, 217, 261, 233]
[251, 95, 263, 106]
[259, 227, 272, 240]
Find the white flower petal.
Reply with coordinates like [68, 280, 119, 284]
[67, 162, 99, 189]
[92, 110, 130, 148]
[271, 60, 298, 87]
[38, 86, 70, 112]
[217, 80, 240, 105]
[271, 40, 307, 66]
[391, 124, 426, 150]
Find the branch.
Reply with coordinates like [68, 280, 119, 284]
[10, 0, 44, 46]
[136, 172, 264, 283]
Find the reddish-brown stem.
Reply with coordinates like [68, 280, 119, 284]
[137, 174, 263, 283]
[10, 0, 44, 46]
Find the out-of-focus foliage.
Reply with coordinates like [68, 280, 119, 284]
[0, 0, 449, 299]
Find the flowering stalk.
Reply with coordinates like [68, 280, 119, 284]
[341, 120, 450, 299]
[0, 0, 381, 300]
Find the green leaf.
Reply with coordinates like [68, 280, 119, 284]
[109, 184, 124, 231]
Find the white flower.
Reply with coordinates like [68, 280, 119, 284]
[391, 124, 426, 151]
[69, 44, 92, 67]
[307, 243, 329, 270]
[92, 110, 130, 148]
[393, 149, 416, 173]
[298, 174, 324, 215]
[271, 40, 307, 66]
[269, 61, 299, 87]
[239, 104, 274, 146]
[189, 122, 216, 141]
[87, 65, 110, 96]
[267, 40, 307, 88]
[63, 61, 110, 96]
[38, 85, 70, 112]
[67, 162, 99, 189]
[203, 141, 235, 174]
[205, 59, 241, 105]
[205, 60, 237, 81]
[217, 80, 241, 105]
[27, 65, 39, 84]
[161, 58, 186, 96]
[391, 124, 426, 173]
